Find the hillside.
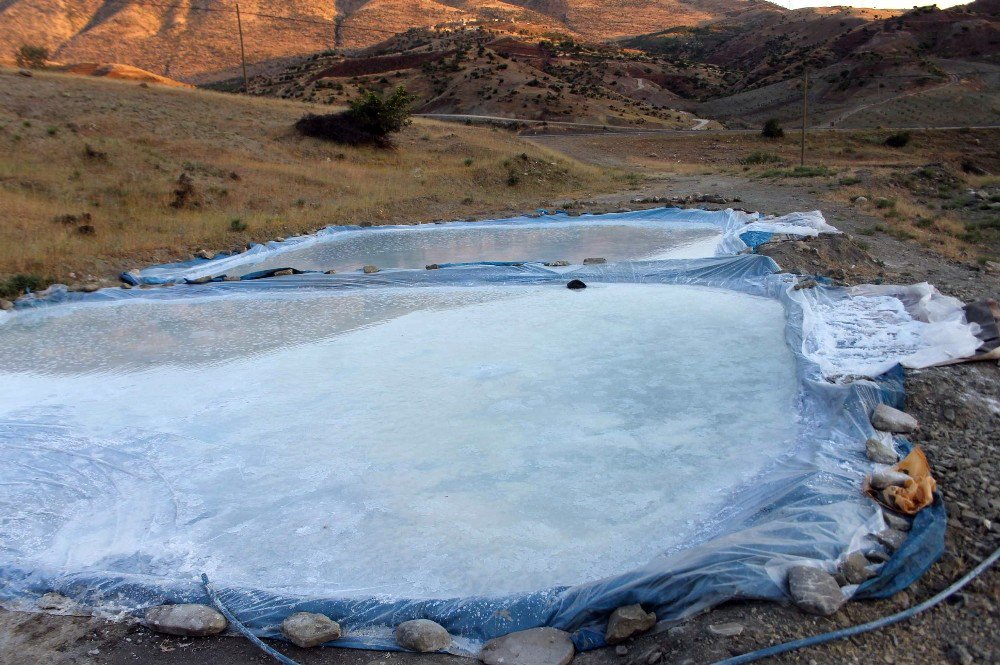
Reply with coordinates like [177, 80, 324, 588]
[247, 26, 722, 128]
[623, 2, 1000, 127]
[0, 65, 618, 293]
[0, 0, 777, 83]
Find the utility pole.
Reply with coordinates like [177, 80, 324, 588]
[236, 2, 249, 93]
[800, 68, 809, 167]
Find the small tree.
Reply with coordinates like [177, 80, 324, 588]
[296, 86, 415, 147]
[884, 131, 911, 148]
[348, 86, 415, 137]
[761, 118, 784, 139]
[15, 44, 48, 69]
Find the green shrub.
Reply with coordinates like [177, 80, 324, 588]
[740, 151, 782, 165]
[875, 197, 896, 209]
[761, 118, 784, 139]
[15, 44, 48, 69]
[0, 273, 46, 298]
[295, 86, 414, 147]
[884, 131, 911, 148]
[229, 218, 247, 232]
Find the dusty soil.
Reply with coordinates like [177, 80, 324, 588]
[2, 156, 997, 665]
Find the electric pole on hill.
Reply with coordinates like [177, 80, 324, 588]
[236, 2, 249, 93]
[801, 68, 809, 167]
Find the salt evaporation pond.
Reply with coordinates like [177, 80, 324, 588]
[184, 219, 723, 278]
[0, 283, 798, 599]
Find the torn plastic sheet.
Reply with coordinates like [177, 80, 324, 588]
[0, 253, 953, 653]
[126, 208, 835, 285]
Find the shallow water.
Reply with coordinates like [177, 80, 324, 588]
[0, 283, 798, 598]
[204, 221, 723, 277]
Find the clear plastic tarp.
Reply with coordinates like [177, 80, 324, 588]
[0, 209, 966, 654]
[131, 207, 837, 284]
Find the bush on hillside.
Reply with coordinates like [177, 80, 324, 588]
[295, 86, 414, 147]
[884, 131, 911, 148]
[15, 44, 48, 69]
[761, 118, 784, 139]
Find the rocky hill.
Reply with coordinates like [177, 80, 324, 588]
[0, 0, 778, 83]
[623, 1, 1000, 128]
[245, 26, 722, 129]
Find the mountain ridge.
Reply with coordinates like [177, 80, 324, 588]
[0, 0, 782, 82]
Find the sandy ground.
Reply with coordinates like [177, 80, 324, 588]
[2, 165, 997, 665]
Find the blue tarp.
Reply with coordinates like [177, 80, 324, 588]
[0, 252, 944, 653]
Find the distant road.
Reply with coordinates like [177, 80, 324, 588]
[416, 113, 713, 132]
[416, 113, 999, 137]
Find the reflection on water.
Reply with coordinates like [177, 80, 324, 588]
[228, 223, 721, 276]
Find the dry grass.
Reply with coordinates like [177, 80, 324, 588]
[532, 127, 1000, 262]
[0, 67, 621, 290]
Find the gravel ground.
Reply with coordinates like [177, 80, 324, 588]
[1, 175, 996, 665]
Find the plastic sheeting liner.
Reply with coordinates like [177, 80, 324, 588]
[131, 208, 837, 285]
[0, 228, 966, 653]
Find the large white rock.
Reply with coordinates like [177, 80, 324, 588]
[395, 619, 451, 652]
[787, 567, 845, 616]
[144, 604, 227, 637]
[480, 627, 575, 665]
[870, 404, 919, 434]
[605, 604, 656, 644]
[280, 612, 341, 648]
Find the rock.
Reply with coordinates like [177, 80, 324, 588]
[567, 279, 587, 290]
[18, 68, 33, 77]
[122, 269, 142, 283]
[37, 592, 79, 612]
[144, 604, 227, 637]
[707, 622, 744, 637]
[866, 437, 898, 464]
[793, 278, 818, 291]
[363, 265, 380, 274]
[867, 549, 891, 564]
[426, 264, 441, 270]
[358, 221, 374, 228]
[605, 604, 656, 644]
[582, 257, 606, 265]
[853, 196, 868, 204]
[120, 283, 132, 289]
[272, 269, 294, 277]
[395, 619, 451, 653]
[79, 283, 101, 293]
[697, 194, 729, 204]
[615, 645, 629, 657]
[545, 260, 570, 267]
[870, 404, 919, 434]
[875, 528, 907, 551]
[480, 627, 574, 665]
[838, 552, 875, 585]
[195, 249, 214, 260]
[870, 468, 910, 489]
[787, 566, 845, 616]
[280, 612, 342, 648]
[324, 270, 337, 274]
[223, 275, 241, 281]
[186, 275, 213, 284]
[0, 299, 13, 311]
[883, 510, 911, 532]
[948, 644, 974, 665]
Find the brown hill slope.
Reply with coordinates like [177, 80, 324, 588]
[247, 26, 721, 128]
[0, 0, 778, 83]
[623, 3, 1000, 128]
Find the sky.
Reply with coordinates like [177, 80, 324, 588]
[774, 0, 964, 7]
